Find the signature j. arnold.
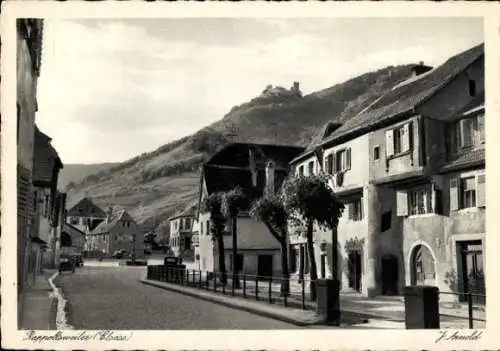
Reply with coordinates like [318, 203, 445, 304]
[435, 330, 483, 343]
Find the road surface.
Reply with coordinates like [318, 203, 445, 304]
[55, 266, 299, 330]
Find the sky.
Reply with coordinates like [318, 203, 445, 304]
[35, 17, 484, 164]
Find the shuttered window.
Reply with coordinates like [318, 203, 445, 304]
[325, 154, 334, 175]
[477, 174, 485, 207]
[408, 185, 433, 215]
[461, 177, 476, 209]
[334, 148, 351, 172]
[308, 161, 314, 176]
[396, 190, 408, 216]
[18, 166, 32, 239]
[347, 198, 363, 221]
[386, 122, 412, 157]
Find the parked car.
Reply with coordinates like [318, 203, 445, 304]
[112, 249, 126, 259]
[59, 255, 75, 273]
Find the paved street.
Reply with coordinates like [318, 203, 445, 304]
[54, 266, 299, 329]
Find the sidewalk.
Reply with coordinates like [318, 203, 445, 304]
[140, 278, 397, 328]
[20, 270, 58, 330]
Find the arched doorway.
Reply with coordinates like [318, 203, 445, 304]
[381, 254, 399, 295]
[61, 232, 72, 247]
[411, 244, 436, 286]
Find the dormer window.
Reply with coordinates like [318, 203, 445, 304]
[298, 165, 304, 177]
[468, 79, 477, 97]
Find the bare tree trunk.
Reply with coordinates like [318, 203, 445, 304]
[331, 224, 338, 281]
[216, 235, 227, 285]
[280, 238, 290, 297]
[231, 215, 240, 289]
[306, 220, 318, 301]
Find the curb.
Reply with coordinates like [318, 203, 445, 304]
[140, 279, 325, 327]
[48, 272, 74, 330]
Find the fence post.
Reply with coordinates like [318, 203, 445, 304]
[255, 277, 259, 301]
[467, 292, 474, 329]
[268, 277, 273, 304]
[243, 274, 246, 299]
[214, 273, 217, 292]
[198, 270, 202, 288]
[284, 278, 288, 307]
[301, 279, 306, 310]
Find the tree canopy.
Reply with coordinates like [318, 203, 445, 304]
[280, 173, 344, 230]
[221, 186, 247, 218]
[250, 194, 288, 236]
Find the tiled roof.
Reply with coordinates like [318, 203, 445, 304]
[92, 209, 135, 234]
[206, 142, 304, 169]
[67, 197, 107, 217]
[33, 126, 63, 185]
[439, 148, 485, 173]
[322, 43, 484, 145]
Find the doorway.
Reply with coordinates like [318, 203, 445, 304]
[411, 244, 436, 286]
[347, 250, 362, 292]
[459, 241, 485, 304]
[381, 254, 399, 295]
[257, 254, 273, 280]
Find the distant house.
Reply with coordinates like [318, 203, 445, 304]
[196, 142, 304, 277]
[169, 209, 196, 260]
[66, 197, 107, 234]
[61, 222, 86, 257]
[89, 208, 145, 258]
[31, 126, 64, 273]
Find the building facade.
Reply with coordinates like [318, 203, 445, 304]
[32, 126, 64, 269]
[196, 143, 303, 277]
[16, 18, 44, 322]
[169, 211, 195, 260]
[288, 44, 485, 301]
[90, 209, 145, 258]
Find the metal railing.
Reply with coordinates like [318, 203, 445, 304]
[147, 265, 317, 310]
[439, 291, 486, 329]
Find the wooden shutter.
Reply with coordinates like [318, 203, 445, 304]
[385, 129, 394, 157]
[324, 155, 330, 175]
[477, 114, 485, 143]
[402, 123, 411, 152]
[449, 176, 460, 211]
[477, 174, 486, 207]
[396, 190, 408, 216]
[346, 148, 352, 170]
[332, 152, 337, 173]
[347, 202, 353, 220]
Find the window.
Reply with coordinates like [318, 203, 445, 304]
[408, 185, 432, 215]
[386, 122, 412, 157]
[205, 221, 210, 235]
[381, 211, 392, 232]
[289, 246, 297, 273]
[70, 217, 79, 225]
[468, 79, 477, 97]
[185, 218, 191, 229]
[184, 236, 191, 250]
[332, 148, 351, 173]
[461, 177, 476, 209]
[308, 161, 314, 175]
[298, 165, 304, 177]
[373, 146, 380, 160]
[347, 198, 363, 221]
[452, 115, 484, 151]
[325, 154, 334, 174]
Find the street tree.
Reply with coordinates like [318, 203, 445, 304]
[281, 173, 344, 301]
[250, 194, 290, 296]
[201, 191, 227, 285]
[221, 186, 247, 291]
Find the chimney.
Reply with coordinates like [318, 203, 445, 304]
[106, 206, 113, 224]
[411, 62, 433, 77]
[265, 161, 275, 196]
